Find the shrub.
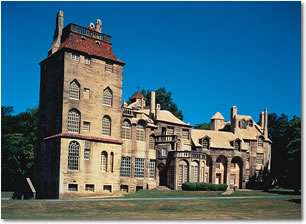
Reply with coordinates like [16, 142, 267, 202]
[182, 182, 228, 191]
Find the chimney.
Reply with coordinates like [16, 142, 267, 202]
[49, 11, 64, 55]
[96, 19, 102, 33]
[230, 106, 237, 133]
[259, 112, 264, 128]
[264, 108, 268, 139]
[150, 91, 156, 119]
[156, 104, 160, 120]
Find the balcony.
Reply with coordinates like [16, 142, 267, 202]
[122, 108, 134, 117]
[169, 151, 206, 159]
[155, 135, 177, 144]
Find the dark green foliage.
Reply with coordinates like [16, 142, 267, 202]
[129, 87, 184, 120]
[193, 123, 210, 130]
[1, 106, 38, 190]
[182, 182, 228, 191]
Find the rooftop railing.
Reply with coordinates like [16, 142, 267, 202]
[69, 24, 112, 43]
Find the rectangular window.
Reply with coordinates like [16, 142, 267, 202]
[85, 184, 94, 192]
[83, 88, 90, 100]
[83, 121, 90, 132]
[230, 174, 235, 185]
[204, 173, 208, 183]
[149, 160, 155, 178]
[68, 184, 78, 192]
[169, 166, 174, 184]
[134, 158, 145, 178]
[256, 170, 263, 182]
[85, 56, 91, 65]
[105, 62, 113, 72]
[256, 153, 264, 165]
[120, 185, 128, 192]
[103, 185, 112, 193]
[120, 157, 131, 177]
[72, 53, 80, 61]
[245, 169, 250, 181]
[84, 149, 90, 160]
[178, 165, 183, 186]
[182, 129, 189, 139]
[166, 127, 174, 135]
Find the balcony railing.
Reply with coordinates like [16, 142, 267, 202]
[169, 151, 206, 159]
[69, 24, 112, 43]
[122, 108, 134, 117]
[155, 135, 177, 143]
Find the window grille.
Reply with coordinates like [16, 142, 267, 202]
[85, 184, 94, 192]
[178, 163, 189, 186]
[201, 138, 209, 149]
[69, 80, 80, 100]
[85, 56, 91, 65]
[68, 141, 80, 170]
[134, 158, 145, 178]
[101, 151, 108, 172]
[103, 88, 112, 106]
[256, 153, 264, 165]
[105, 62, 113, 72]
[121, 120, 131, 139]
[72, 53, 80, 61]
[83, 121, 90, 132]
[136, 123, 145, 141]
[258, 137, 264, 147]
[102, 116, 111, 136]
[183, 165, 188, 183]
[149, 160, 155, 178]
[182, 129, 189, 139]
[84, 149, 90, 159]
[191, 163, 199, 182]
[230, 174, 235, 184]
[68, 184, 78, 191]
[120, 157, 131, 177]
[149, 135, 155, 149]
[68, 109, 80, 133]
[169, 166, 174, 184]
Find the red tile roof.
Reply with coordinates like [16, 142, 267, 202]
[58, 32, 124, 65]
[130, 91, 144, 99]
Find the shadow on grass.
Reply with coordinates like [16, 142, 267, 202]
[264, 189, 301, 196]
[287, 199, 301, 204]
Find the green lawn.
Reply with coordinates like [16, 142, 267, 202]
[1, 192, 14, 200]
[1, 190, 301, 219]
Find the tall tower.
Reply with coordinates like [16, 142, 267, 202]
[35, 11, 125, 199]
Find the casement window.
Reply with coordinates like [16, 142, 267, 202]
[149, 135, 155, 149]
[230, 174, 235, 185]
[103, 185, 112, 193]
[166, 127, 174, 135]
[68, 141, 80, 170]
[68, 109, 80, 133]
[85, 184, 94, 192]
[190, 161, 199, 183]
[120, 157, 131, 177]
[258, 137, 264, 147]
[72, 53, 80, 61]
[69, 80, 80, 100]
[83, 121, 90, 132]
[85, 56, 91, 65]
[240, 120, 247, 129]
[134, 158, 145, 178]
[102, 116, 111, 136]
[178, 161, 189, 186]
[121, 120, 131, 139]
[182, 129, 189, 139]
[256, 153, 264, 165]
[149, 160, 156, 179]
[136, 123, 145, 141]
[103, 88, 112, 106]
[105, 62, 113, 72]
[68, 184, 78, 191]
[101, 151, 108, 172]
[200, 138, 209, 149]
[84, 149, 90, 160]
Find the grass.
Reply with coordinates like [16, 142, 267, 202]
[1, 192, 14, 200]
[1, 189, 301, 219]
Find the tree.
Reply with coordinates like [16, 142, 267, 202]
[1, 106, 38, 190]
[131, 87, 184, 120]
[193, 122, 210, 130]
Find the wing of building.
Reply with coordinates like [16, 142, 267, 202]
[34, 11, 272, 199]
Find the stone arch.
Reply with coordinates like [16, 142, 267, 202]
[231, 156, 243, 189]
[191, 160, 199, 182]
[178, 160, 189, 186]
[216, 155, 228, 184]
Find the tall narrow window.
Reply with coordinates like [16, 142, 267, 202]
[68, 109, 80, 133]
[121, 120, 131, 139]
[105, 62, 113, 72]
[240, 120, 247, 129]
[134, 158, 145, 178]
[191, 161, 199, 182]
[182, 129, 189, 139]
[69, 80, 80, 100]
[101, 151, 108, 172]
[178, 160, 189, 186]
[85, 56, 91, 65]
[149, 160, 156, 178]
[102, 116, 111, 136]
[68, 141, 80, 170]
[234, 140, 241, 151]
[136, 122, 145, 141]
[120, 157, 131, 177]
[149, 135, 155, 149]
[256, 153, 264, 165]
[103, 87, 112, 106]
[200, 138, 209, 149]
[110, 152, 114, 173]
[258, 137, 264, 147]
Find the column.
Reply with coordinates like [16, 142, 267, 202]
[211, 156, 217, 184]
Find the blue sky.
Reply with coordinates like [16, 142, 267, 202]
[2, 1, 301, 125]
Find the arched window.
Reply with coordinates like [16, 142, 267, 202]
[103, 87, 112, 106]
[101, 151, 108, 172]
[178, 160, 189, 186]
[68, 141, 80, 170]
[121, 120, 131, 139]
[69, 80, 80, 100]
[136, 121, 145, 141]
[240, 119, 247, 129]
[191, 161, 199, 183]
[258, 136, 264, 147]
[68, 109, 80, 133]
[110, 152, 114, 173]
[102, 116, 111, 136]
[149, 135, 155, 149]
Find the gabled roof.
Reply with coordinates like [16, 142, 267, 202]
[130, 91, 144, 100]
[211, 112, 224, 120]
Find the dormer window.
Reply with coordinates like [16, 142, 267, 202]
[258, 136, 264, 147]
[233, 139, 241, 151]
[248, 120, 253, 127]
[240, 119, 247, 129]
[200, 137, 210, 149]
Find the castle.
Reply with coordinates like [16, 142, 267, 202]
[35, 11, 271, 199]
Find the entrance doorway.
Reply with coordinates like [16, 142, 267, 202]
[158, 164, 167, 186]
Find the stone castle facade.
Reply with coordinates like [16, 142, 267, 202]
[35, 12, 271, 199]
